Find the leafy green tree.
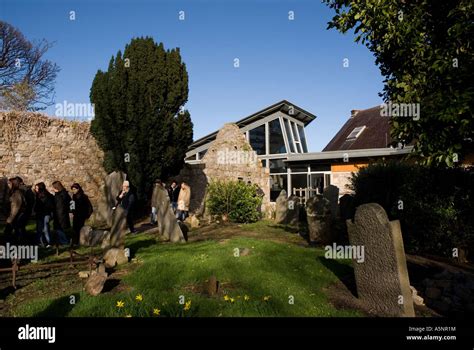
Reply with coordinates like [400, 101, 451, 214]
[324, 0, 473, 166]
[90, 37, 193, 199]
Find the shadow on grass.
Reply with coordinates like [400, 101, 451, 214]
[127, 237, 157, 258]
[33, 293, 80, 317]
[317, 256, 358, 297]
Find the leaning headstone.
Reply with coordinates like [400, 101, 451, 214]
[151, 183, 186, 243]
[306, 195, 332, 244]
[323, 185, 339, 219]
[108, 206, 128, 248]
[346, 203, 415, 317]
[275, 190, 288, 224]
[96, 171, 127, 227]
[286, 195, 300, 226]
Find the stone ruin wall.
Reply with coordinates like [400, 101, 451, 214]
[0, 111, 107, 219]
[177, 123, 271, 217]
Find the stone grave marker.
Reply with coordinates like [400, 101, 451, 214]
[346, 203, 415, 317]
[306, 195, 332, 244]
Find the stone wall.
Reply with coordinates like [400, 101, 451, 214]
[177, 123, 270, 216]
[0, 111, 107, 217]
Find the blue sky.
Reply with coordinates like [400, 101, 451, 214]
[2, 0, 384, 151]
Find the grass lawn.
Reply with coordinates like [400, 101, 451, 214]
[2, 221, 362, 317]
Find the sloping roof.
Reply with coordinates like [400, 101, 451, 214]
[323, 106, 392, 151]
[187, 100, 317, 152]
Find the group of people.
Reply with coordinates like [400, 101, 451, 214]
[167, 180, 191, 221]
[3, 176, 190, 248]
[151, 180, 191, 224]
[4, 177, 93, 247]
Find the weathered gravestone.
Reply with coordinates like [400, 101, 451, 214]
[306, 195, 332, 244]
[323, 185, 339, 219]
[95, 171, 126, 227]
[275, 190, 288, 224]
[339, 194, 356, 221]
[286, 195, 300, 226]
[346, 203, 415, 317]
[84, 264, 108, 296]
[79, 226, 111, 248]
[107, 205, 128, 248]
[151, 183, 186, 243]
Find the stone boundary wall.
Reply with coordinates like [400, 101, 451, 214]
[0, 111, 107, 217]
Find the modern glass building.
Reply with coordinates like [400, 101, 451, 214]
[185, 100, 412, 202]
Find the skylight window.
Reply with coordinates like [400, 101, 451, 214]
[346, 126, 366, 140]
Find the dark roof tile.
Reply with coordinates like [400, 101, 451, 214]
[322, 106, 392, 151]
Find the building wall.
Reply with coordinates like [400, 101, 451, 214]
[330, 162, 368, 196]
[0, 111, 107, 215]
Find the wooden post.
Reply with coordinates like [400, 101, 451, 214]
[12, 259, 19, 289]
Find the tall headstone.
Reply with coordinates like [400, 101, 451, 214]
[151, 183, 186, 243]
[339, 194, 356, 221]
[275, 190, 288, 224]
[323, 185, 339, 219]
[306, 195, 332, 243]
[346, 203, 415, 317]
[286, 195, 300, 226]
[108, 206, 128, 248]
[96, 171, 126, 227]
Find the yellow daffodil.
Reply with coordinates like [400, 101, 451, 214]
[230, 298, 235, 303]
[263, 296, 271, 301]
[116, 300, 125, 308]
[153, 308, 161, 316]
[184, 300, 192, 311]
[135, 294, 143, 302]
[223, 295, 230, 301]
[244, 295, 250, 301]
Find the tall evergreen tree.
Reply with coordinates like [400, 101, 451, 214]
[90, 37, 193, 199]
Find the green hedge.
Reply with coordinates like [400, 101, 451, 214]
[349, 162, 474, 258]
[206, 180, 263, 223]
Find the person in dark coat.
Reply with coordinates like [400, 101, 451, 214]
[70, 183, 93, 246]
[34, 182, 54, 247]
[5, 177, 26, 244]
[52, 181, 71, 245]
[167, 180, 180, 213]
[115, 180, 135, 233]
[17, 177, 35, 224]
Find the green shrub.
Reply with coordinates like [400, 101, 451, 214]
[349, 162, 474, 259]
[206, 180, 263, 223]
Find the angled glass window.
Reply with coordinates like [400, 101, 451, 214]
[283, 118, 295, 153]
[297, 125, 308, 152]
[292, 122, 303, 153]
[249, 124, 266, 155]
[269, 118, 286, 154]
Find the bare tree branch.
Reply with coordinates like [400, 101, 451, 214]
[0, 21, 60, 111]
